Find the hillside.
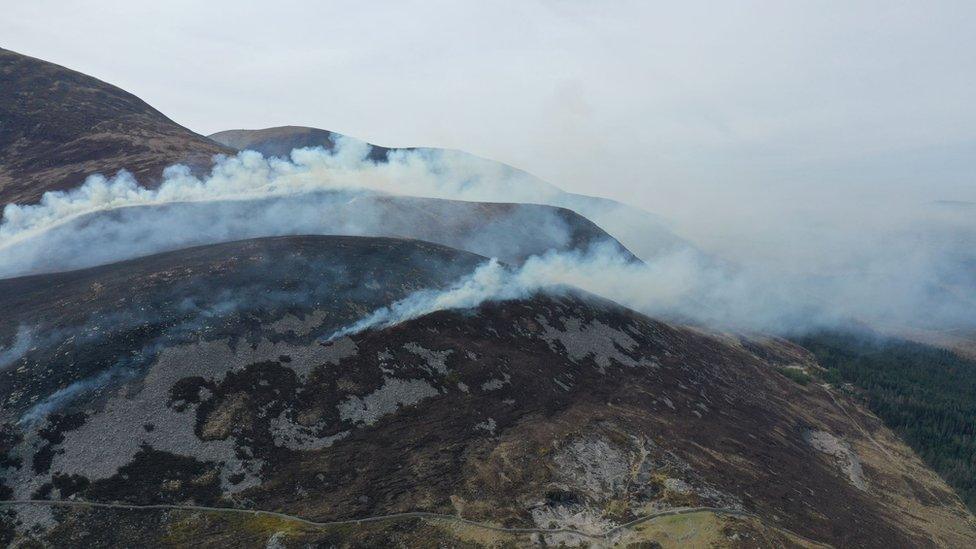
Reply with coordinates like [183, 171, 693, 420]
[797, 331, 976, 510]
[1, 235, 974, 547]
[2, 49, 975, 549]
[0, 192, 633, 279]
[0, 48, 232, 206]
[210, 125, 691, 261]
[211, 126, 398, 162]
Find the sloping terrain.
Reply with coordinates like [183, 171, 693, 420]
[0, 48, 232, 205]
[3, 50, 976, 549]
[211, 126, 399, 162]
[210, 125, 691, 260]
[0, 53, 635, 282]
[0, 236, 485, 423]
[0, 192, 632, 278]
[798, 331, 976, 510]
[1, 236, 973, 548]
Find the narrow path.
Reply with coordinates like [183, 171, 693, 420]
[0, 498, 754, 541]
[818, 383, 896, 462]
[819, 383, 948, 505]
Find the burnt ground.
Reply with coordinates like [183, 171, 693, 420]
[0, 235, 486, 422]
[0, 235, 973, 548]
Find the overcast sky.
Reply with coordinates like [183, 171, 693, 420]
[2, 1, 974, 245]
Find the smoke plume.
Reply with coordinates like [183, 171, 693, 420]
[0, 137, 658, 277]
[1, 138, 974, 337]
[0, 326, 33, 371]
[326, 237, 976, 339]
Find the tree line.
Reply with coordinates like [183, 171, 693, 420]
[796, 331, 976, 510]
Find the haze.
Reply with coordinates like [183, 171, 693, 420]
[2, 1, 974, 260]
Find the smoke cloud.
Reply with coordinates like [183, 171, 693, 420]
[1, 138, 974, 338]
[0, 137, 670, 249]
[10, 291, 292, 425]
[18, 360, 137, 426]
[326, 257, 519, 341]
[0, 326, 33, 371]
[328, 237, 976, 339]
[0, 137, 668, 277]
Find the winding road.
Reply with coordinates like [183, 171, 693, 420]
[0, 498, 760, 542]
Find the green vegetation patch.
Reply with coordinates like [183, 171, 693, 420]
[796, 331, 976, 510]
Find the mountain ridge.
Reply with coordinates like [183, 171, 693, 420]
[0, 48, 232, 206]
[209, 125, 691, 261]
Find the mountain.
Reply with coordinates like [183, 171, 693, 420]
[0, 192, 633, 278]
[211, 126, 398, 162]
[2, 50, 976, 549]
[0, 48, 232, 205]
[797, 330, 976, 510]
[0, 52, 635, 280]
[1, 235, 973, 547]
[210, 126, 692, 261]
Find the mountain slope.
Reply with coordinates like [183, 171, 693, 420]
[211, 126, 398, 162]
[3, 49, 975, 549]
[1, 235, 973, 547]
[210, 125, 691, 260]
[797, 331, 976, 510]
[0, 191, 634, 278]
[0, 48, 232, 205]
[0, 55, 635, 281]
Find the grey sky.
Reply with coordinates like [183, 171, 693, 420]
[2, 1, 974, 250]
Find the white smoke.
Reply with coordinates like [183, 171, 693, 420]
[326, 237, 976, 338]
[18, 361, 138, 426]
[0, 190, 592, 277]
[0, 136, 670, 278]
[327, 257, 524, 340]
[318, 244, 699, 339]
[0, 137, 680, 268]
[322, 245, 664, 341]
[319, 243, 717, 340]
[0, 138, 572, 243]
[1, 137, 974, 336]
[0, 325, 33, 371]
